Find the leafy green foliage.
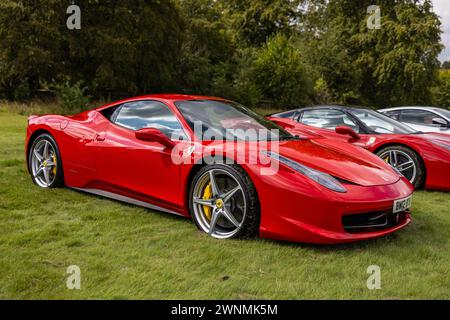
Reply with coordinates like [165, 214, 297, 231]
[251, 34, 314, 107]
[0, 0, 66, 99]
[301, 0, 443, 107]
[314, 78, 334, 104]
[55, 81, 90, 113]
[220, 0, 301, 46]
[431, 70, 450, 108]
[0, 0, 445, 109]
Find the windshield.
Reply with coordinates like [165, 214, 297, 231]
[433, 108, 450, 119]
[350, 109, 418, 134]
[175, 100, 295, 141]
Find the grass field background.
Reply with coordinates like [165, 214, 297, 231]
[0, 102, 449, 299]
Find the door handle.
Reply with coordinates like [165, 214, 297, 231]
[95, 133, 106, 141]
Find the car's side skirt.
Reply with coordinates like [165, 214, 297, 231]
[71, 187, 185, 217]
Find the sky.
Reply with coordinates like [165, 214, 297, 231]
[432, 0, 450, 62]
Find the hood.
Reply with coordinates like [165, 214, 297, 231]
[275, 138, 400, 187]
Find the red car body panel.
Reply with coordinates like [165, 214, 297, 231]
[26, 95, 414, 244]
[270, 117, 450, 192]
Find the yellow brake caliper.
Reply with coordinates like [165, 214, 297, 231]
[52, 154, 57, 175]
[202, 182, 213, 221]
[384, 156, 390, 163]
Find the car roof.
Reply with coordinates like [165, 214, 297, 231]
[297, 105, 365, 112]
[379, 106, 450, 116]
[120, 93, 226, 102]
[94, 94, 228, 111]
[380, 106, 439, 112]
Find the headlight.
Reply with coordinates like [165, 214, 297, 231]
[432, 141, 450, 152]
[262, 151, 347, 193]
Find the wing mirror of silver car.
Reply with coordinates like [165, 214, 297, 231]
[432, 117, 449, 127]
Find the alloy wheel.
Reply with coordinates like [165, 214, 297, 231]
[379, 149, 416, 183]
[192, 169, 246, 239]
[31, 139, 58, 188]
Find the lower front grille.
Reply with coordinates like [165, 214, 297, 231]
[342, 210, 407, 234]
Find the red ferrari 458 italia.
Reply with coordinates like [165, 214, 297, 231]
[271, 105, 450, 191]
[26, 95, 413, 244]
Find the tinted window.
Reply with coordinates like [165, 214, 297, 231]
[272, 110, 297, 119]
[400, 110, 446, 127]
[300, 109, 360, 132]
[384, 110, 400, 120]
[350, 109, 417, 134]
[175, 100, 294, 141]
[433, 108, 450, 119]
[114, 100, 187, 140]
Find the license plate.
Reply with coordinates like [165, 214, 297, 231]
[393, 195, 412, 213]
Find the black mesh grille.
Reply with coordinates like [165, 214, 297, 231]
[342, 210, 407, 234]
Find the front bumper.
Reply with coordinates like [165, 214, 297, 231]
[257, 176, 413, 244]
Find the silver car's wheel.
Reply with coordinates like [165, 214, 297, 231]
[29, 134, 64, 188]
[378, 149, 417, 183]
[190, 165, 260, 240]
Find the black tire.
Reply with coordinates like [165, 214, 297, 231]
[189, 164, 260, 239]
[28, 133, 64, 188]
[375, 145, 425, 188]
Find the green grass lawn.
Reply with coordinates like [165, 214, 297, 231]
[0, 104, 449, 299]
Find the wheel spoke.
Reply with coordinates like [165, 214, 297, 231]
[397, 161, 414, 172]
[389, 151, 397, 166]
[193, 197, 215, 207]
[221, 186, 241, 203]
[43, 141, 50, 159]
[43, 167, 51, 185]
[209, 170, 220, 197]
[33, 149, 43, 162]
[34, 167, 44, 178]
[209, 209, 221, 235]
[221, 208, 240, 228]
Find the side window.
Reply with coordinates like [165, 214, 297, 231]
[273, 110, 297, 119]
[384, 111, 400, 121]
[300, 109, 360, 132]
[114, 100, 187, 140]
[399, 110, 444, 127]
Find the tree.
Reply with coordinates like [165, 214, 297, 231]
[251, 34, 314, 107]
[66, 0, 184, 96]
[442, 60, 450, 69]
[431, 70, 450, 108]
[0, 0, 445, 109]
[301, 0, 443, 107]
[0, 0, 67, 99]
[0, 0, 185, 99]
[175, 0, 236, 98]
[220, 0, 302, 46]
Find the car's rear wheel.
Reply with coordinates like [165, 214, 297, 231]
[376, 145, 425, 188]
[28, 133, 64, 188]
[189, 164, 260, 239]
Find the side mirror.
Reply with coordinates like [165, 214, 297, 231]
[135, 128, 175, 149]
[432, 117, 448, 127]
[335, 126, 360, 140]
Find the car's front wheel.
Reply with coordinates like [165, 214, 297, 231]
[28, 133, 64, 188]
[376, 145, 425, 188]
[189, 164, 260, 239]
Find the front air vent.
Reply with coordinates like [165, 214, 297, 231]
[342, 210, 407, 233]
